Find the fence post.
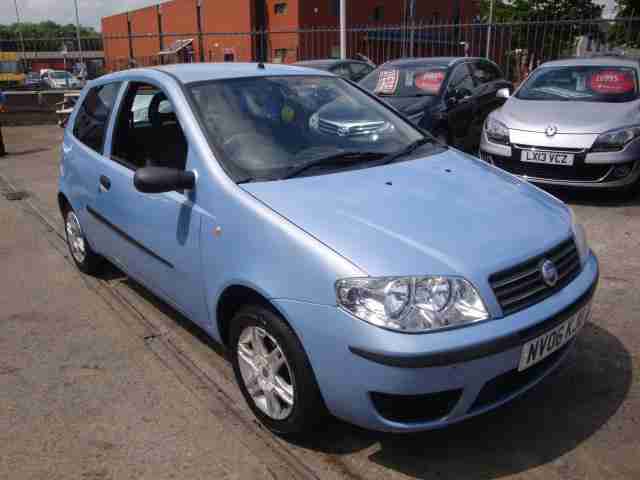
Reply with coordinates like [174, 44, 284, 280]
[340, 0, 347, 59]
[486, 0, 494, 58]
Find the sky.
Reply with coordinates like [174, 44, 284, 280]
[1, 0, 162, 30]
[0, 0, 620, 31]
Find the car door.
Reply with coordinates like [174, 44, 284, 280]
[444, 62, 476, 150]
[65, 81, 123, 253]
[90, 80, 206, 323]
[469, 60, 512, 150]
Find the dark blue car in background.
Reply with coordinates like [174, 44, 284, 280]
[360, 57, 512, 152]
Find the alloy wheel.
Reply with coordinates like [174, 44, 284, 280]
[66, 211, 86, 264]
[237, 326, 295, 420]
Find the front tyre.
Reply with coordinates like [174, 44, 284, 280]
[230, 305, 326, 435]
[64, 208, 103, 274]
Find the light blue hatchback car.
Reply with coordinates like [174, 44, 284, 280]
[59, 63, 599, 434]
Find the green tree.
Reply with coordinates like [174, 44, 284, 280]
[616, 0, 640, 16]
[481, 0, 603, 21]
[612, 0, 640, 48]
[0, 21, 99, 52]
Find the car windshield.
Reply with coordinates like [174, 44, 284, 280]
[360, 65, 448, 97]
[189, 75, 426, 181]
[51, 71, 71, 80]
[517, 65, 639, 102]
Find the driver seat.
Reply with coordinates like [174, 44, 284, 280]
[147, 92, 188, 170]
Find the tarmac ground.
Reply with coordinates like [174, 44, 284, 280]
[0, 125, 638, 480]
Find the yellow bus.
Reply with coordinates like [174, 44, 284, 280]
[0, 52, 26, 88]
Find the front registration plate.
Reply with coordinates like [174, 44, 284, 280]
[521, 150, 574, 166]
[518, 303, 591, 372]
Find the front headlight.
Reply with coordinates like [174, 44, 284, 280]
[336, 276, 489, 333]
[592, 125, 640, 152]
[570, 209, 590, 266]
[485, 115, 509, 145]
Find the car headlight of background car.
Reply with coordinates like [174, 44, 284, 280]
[336, 276, 489, 333]
[485, 115, 510, 145]
[592, 125, 640, 152]
[570, 209, 590, 266]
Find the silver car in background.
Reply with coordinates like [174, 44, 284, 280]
[480, 56, 640, 190]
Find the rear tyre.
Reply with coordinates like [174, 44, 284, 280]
[63, 207, 103, 275]
[230, 304, 327, 436]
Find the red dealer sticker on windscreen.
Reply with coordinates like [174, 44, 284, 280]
[375, 70, 400, 94]
[415, 70, 446, 94]
[589, 70, 636, 94]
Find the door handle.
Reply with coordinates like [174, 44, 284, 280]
[99, 175, 111, 191]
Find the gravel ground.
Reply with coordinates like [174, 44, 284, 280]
[0, 125, 638, 480]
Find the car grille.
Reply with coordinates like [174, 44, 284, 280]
[492, 155, 612, 182]
[490, 237, 581, 316]
[479, 150, 494, 163]
[317, 118, 387, 137]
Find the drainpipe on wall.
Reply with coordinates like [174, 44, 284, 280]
[127, 13, 134, 66]
[196, 0, 205, 63]
[158, 4, 164, 65]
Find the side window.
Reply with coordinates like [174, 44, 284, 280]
[448, 64, 475, 92]
[350, 63, 374, 81]
[73, 82, 121, 154]
[473, 62, 502, 85]
[331, 64, 352, 79]
[111, 82, 187, 172]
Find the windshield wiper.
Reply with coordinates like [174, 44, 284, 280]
[282, 151, 385, 180]
[377, 137, 436, 167]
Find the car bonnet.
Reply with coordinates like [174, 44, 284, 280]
[498, 96, 640, 134]
[241, 150, 572, 283]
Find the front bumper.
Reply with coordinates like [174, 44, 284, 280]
[480, 131, 640, 189]
[274, 253, 599, 432]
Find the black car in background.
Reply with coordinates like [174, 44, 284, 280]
[295, 58, 375, 82]
[360, 57, 512, 152]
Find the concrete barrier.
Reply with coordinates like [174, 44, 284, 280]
[1, 91, 81, 126]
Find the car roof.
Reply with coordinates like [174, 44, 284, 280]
[381, 57, 483, 68]
[295, 59, 366, 66]
[98, 63, 335, 86]
[539, 56, 640, 68]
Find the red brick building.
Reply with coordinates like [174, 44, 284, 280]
[102, 0, 479, 71]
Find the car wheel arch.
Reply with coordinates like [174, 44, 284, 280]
[58, 192, 71, 217]
[216, 284, 292, 348]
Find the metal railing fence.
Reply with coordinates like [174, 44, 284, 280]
[2, 17, 640, 83]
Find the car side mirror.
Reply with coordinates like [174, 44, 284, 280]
[497, 87, 511, 99]
[134, 167, 195, 194]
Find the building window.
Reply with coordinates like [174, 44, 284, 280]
[274, 3, 288, 15]
[372, 6, 384, 22]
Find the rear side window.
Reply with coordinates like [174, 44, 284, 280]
[448, 63, 475, 92]
[73, 83, 122, 154]
[472, 62, 502, 85]
[350, 63, 373, 81]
